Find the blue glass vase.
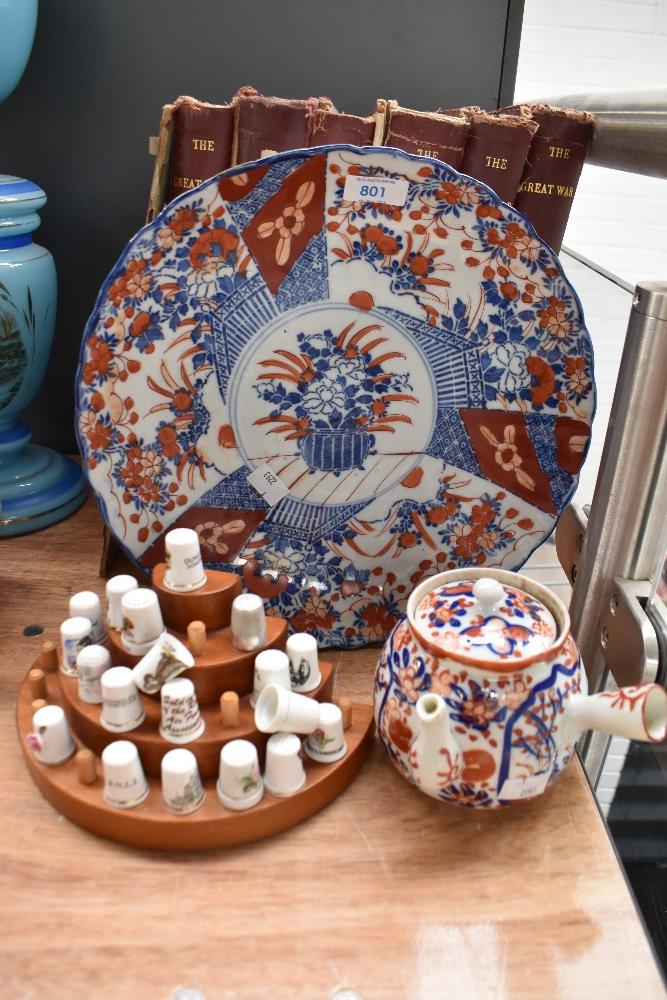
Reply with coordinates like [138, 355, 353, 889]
[0, 176, 86, 536]
[0, 0, 38, 103]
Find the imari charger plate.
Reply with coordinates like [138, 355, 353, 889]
[76, 145, 595, 648]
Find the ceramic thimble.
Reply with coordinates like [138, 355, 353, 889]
[230, 593, 267, 652]
[100, 666, 146, 732]
[69, 590, 106, 643]
[25, 705, 75, 766]
[255, 684, 321, 735]
[102, 740, 149, 809]
[216, 739, 264, 810]
[106, 574, 138, 630]
[160, 677, 205, 744]
[120, 588, 164, 655]
[305, 702, 347, 762]
[60, 616, 93, 677]
[76, 644, 111, 704]
[133, 632, 194, 694]
[251, 648, 291, 708]
[286, 632, 321, 692]
[263, 732, 306, 796]
[161, 748, 205, 815]
[164, 527, 207, 592]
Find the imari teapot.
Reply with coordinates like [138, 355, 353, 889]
[374, 568, 667, 808]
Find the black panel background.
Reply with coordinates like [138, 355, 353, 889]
[0, 0, 522, 450]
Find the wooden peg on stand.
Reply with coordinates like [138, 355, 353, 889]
[76, 749, 98, 785]
[40, 641, 58, 673]
[336, 697, 353, 731]
[220, 691, 240, 728]
[187, 620, 207, 656]
[29, 668, 48, 701]
[31, 699, 48, 713]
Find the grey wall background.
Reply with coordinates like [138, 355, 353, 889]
[0, 0, 523, 452]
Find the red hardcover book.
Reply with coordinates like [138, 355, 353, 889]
[500, 104, 595, 252]
[166, 95, 237, 204]
[459, 106, 538, 203]
[233, 92, 332, 165]
[308, 107, 379, 147]
[382, 102, 469, 169]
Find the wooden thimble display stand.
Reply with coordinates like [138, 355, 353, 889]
[16, 566, 374, 851]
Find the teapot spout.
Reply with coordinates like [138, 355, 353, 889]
[412, 693, 463, 793]
[564, 683, 667, 743]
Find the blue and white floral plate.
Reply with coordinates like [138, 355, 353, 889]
[75, 145, 595, 647]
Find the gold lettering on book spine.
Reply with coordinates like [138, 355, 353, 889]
[416, 148, 439, 159]
[484, 155, 508, 170]
[171, 176, 204, 191]
[517, 180, 574, 198]
[549, 146, 570, 159]
[192, 138, 216, 151]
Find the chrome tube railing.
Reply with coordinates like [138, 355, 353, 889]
[525, 87, 667, 178]
[556, 283, 667, 779]
[565, 282, 667, 691]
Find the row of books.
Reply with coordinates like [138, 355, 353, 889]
[147, 86, 595, 253]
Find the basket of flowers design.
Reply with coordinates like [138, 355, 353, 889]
[254, 321, 417, 473]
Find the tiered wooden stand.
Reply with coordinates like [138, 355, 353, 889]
[16, 566, 374, 851]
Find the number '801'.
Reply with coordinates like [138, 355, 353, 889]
[359, 183, 386, 199]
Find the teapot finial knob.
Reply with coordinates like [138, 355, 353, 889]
[473, 577, 504, 616]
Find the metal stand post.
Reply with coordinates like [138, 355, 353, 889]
[563, 283, 667, 694]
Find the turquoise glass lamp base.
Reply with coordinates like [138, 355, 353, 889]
[0, 176, 88, 537]
[0, 422, 87, 537]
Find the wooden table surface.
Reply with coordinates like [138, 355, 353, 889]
[1, 499, 664, 1000]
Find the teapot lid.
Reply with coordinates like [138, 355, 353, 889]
[413, 576, 558, 663]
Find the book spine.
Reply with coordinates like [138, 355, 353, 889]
[503, 105, 595, 252]
[166, 99, 235, 204]
[233, 96, 321, 166]
[146, 103, 174, 222]
[459, 110, 538, 203]
[308, 110, 376, 147]
[383, 107, 469, 169]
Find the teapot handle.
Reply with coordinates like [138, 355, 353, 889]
[564, 683, 667, 743]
